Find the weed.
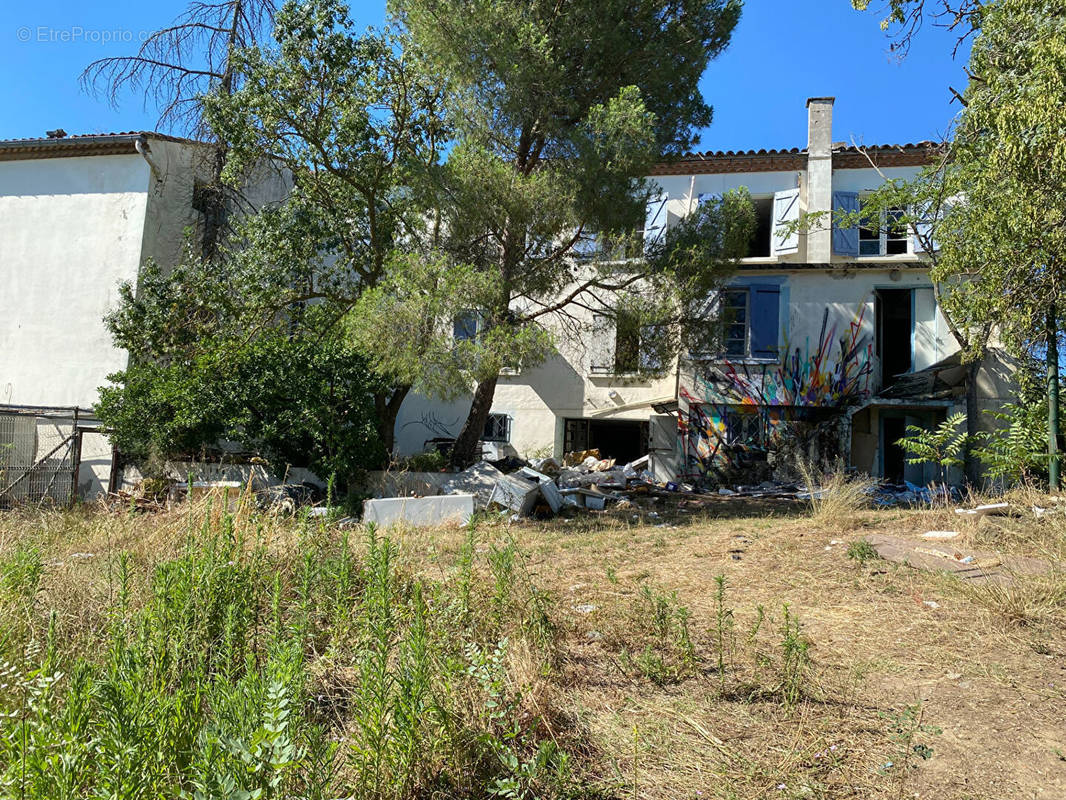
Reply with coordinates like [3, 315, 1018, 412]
[846, 539, 881, 568]
[712, 574, 735, 691]
[796, 461, 876, 529]
[778, 604, 810, 710]
[879, 703, 941, 798]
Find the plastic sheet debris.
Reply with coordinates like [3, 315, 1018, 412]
[922, 530, 959, 540]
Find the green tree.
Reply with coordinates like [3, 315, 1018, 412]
[97, 321, 386, 485]
[118, 0, 452, 458]
[393, 0, 744, 466]
[851, 0, 1066, 488]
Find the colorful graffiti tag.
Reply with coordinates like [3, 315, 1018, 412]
[678, 301, 874, 480]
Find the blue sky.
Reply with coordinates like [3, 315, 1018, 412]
[1, 0, 970, 149]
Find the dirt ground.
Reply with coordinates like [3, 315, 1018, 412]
[400, 496, 1066, 799]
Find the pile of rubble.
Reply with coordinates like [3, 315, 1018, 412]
[361, 449, 819, 527]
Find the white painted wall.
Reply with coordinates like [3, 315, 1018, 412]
[0, 154, 150, 408]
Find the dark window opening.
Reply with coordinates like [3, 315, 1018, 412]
[615, 312, 640, 373]
[748, 197, 773, 257]
[564, 418, 649, 465]
[483, 413, 511, 443]
[877, 288, 912, 389]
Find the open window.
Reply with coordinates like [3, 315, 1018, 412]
[712, 284, 780, 361]
[590, 312, 663, 375]
[859, 202, 909, 256]
[748, 197, 774, 257]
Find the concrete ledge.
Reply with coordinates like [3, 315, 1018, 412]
[363, 494, 475, 528]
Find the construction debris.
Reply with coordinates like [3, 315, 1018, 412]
[487, 473, 541, 516]
[363, 494, 475, 528]
[441, 461, 507, 510]
[921, 530, 960, 540]
[954, 502, 1010, 517]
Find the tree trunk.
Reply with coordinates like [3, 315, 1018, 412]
[374, 385, 410, 467]
[963, 355, 982, 486]
[448, 375, 499, 469]
[1048, 304, 1060, 490]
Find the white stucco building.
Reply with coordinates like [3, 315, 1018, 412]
[0, 131, 287, 500]
[396, 98, 1013, 485]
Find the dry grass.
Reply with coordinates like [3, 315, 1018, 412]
[2, 490, 1065, 798]
[795, 461, 879, 531]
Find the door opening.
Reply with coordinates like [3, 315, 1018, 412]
[877, 289, 912, 389]
[882, 414, 907, 483]
[563, 418, 649, 464]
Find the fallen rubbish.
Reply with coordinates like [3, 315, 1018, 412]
[863, 533, 1051, 585]
[519, 466, 563, 514]
[441, 461, 507, 509]
[488, 473, 541, 516]
[363, 494, 475, 528]
[954, 502, 1009, 517]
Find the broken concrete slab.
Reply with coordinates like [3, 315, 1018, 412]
[863, 533, 1052, 585]
[363, 494, 474, 528]
[441, 461, 506, 509]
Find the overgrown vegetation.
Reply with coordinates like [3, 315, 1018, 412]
[0, 501, 571, 798]
[3, 493, 1062, 797]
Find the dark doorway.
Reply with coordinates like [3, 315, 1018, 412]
[564, 418, 648, 464]
[882, 415, 907, 483]
[876, 289, 912, 389]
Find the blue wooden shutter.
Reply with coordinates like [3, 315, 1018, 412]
[749, 284, 781, 360]
[832, 191, 860, 256]
[643, 192, 669, 253]
[771, 189, 800, 255]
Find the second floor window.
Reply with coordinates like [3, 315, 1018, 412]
[722, 290, 749, 358]
[859, 204, 909, 256]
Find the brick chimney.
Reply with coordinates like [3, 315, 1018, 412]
[805, 97, 834, 263]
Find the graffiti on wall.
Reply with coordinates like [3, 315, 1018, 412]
[679, 301, 874, 480]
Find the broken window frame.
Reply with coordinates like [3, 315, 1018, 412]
[483, 413, 511, 443]
[859, 202, 910, 257]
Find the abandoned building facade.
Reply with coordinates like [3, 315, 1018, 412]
[1, 98, 1015, 501]
[0, 132, 289, 501]
[395, 97, 1014, 485]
